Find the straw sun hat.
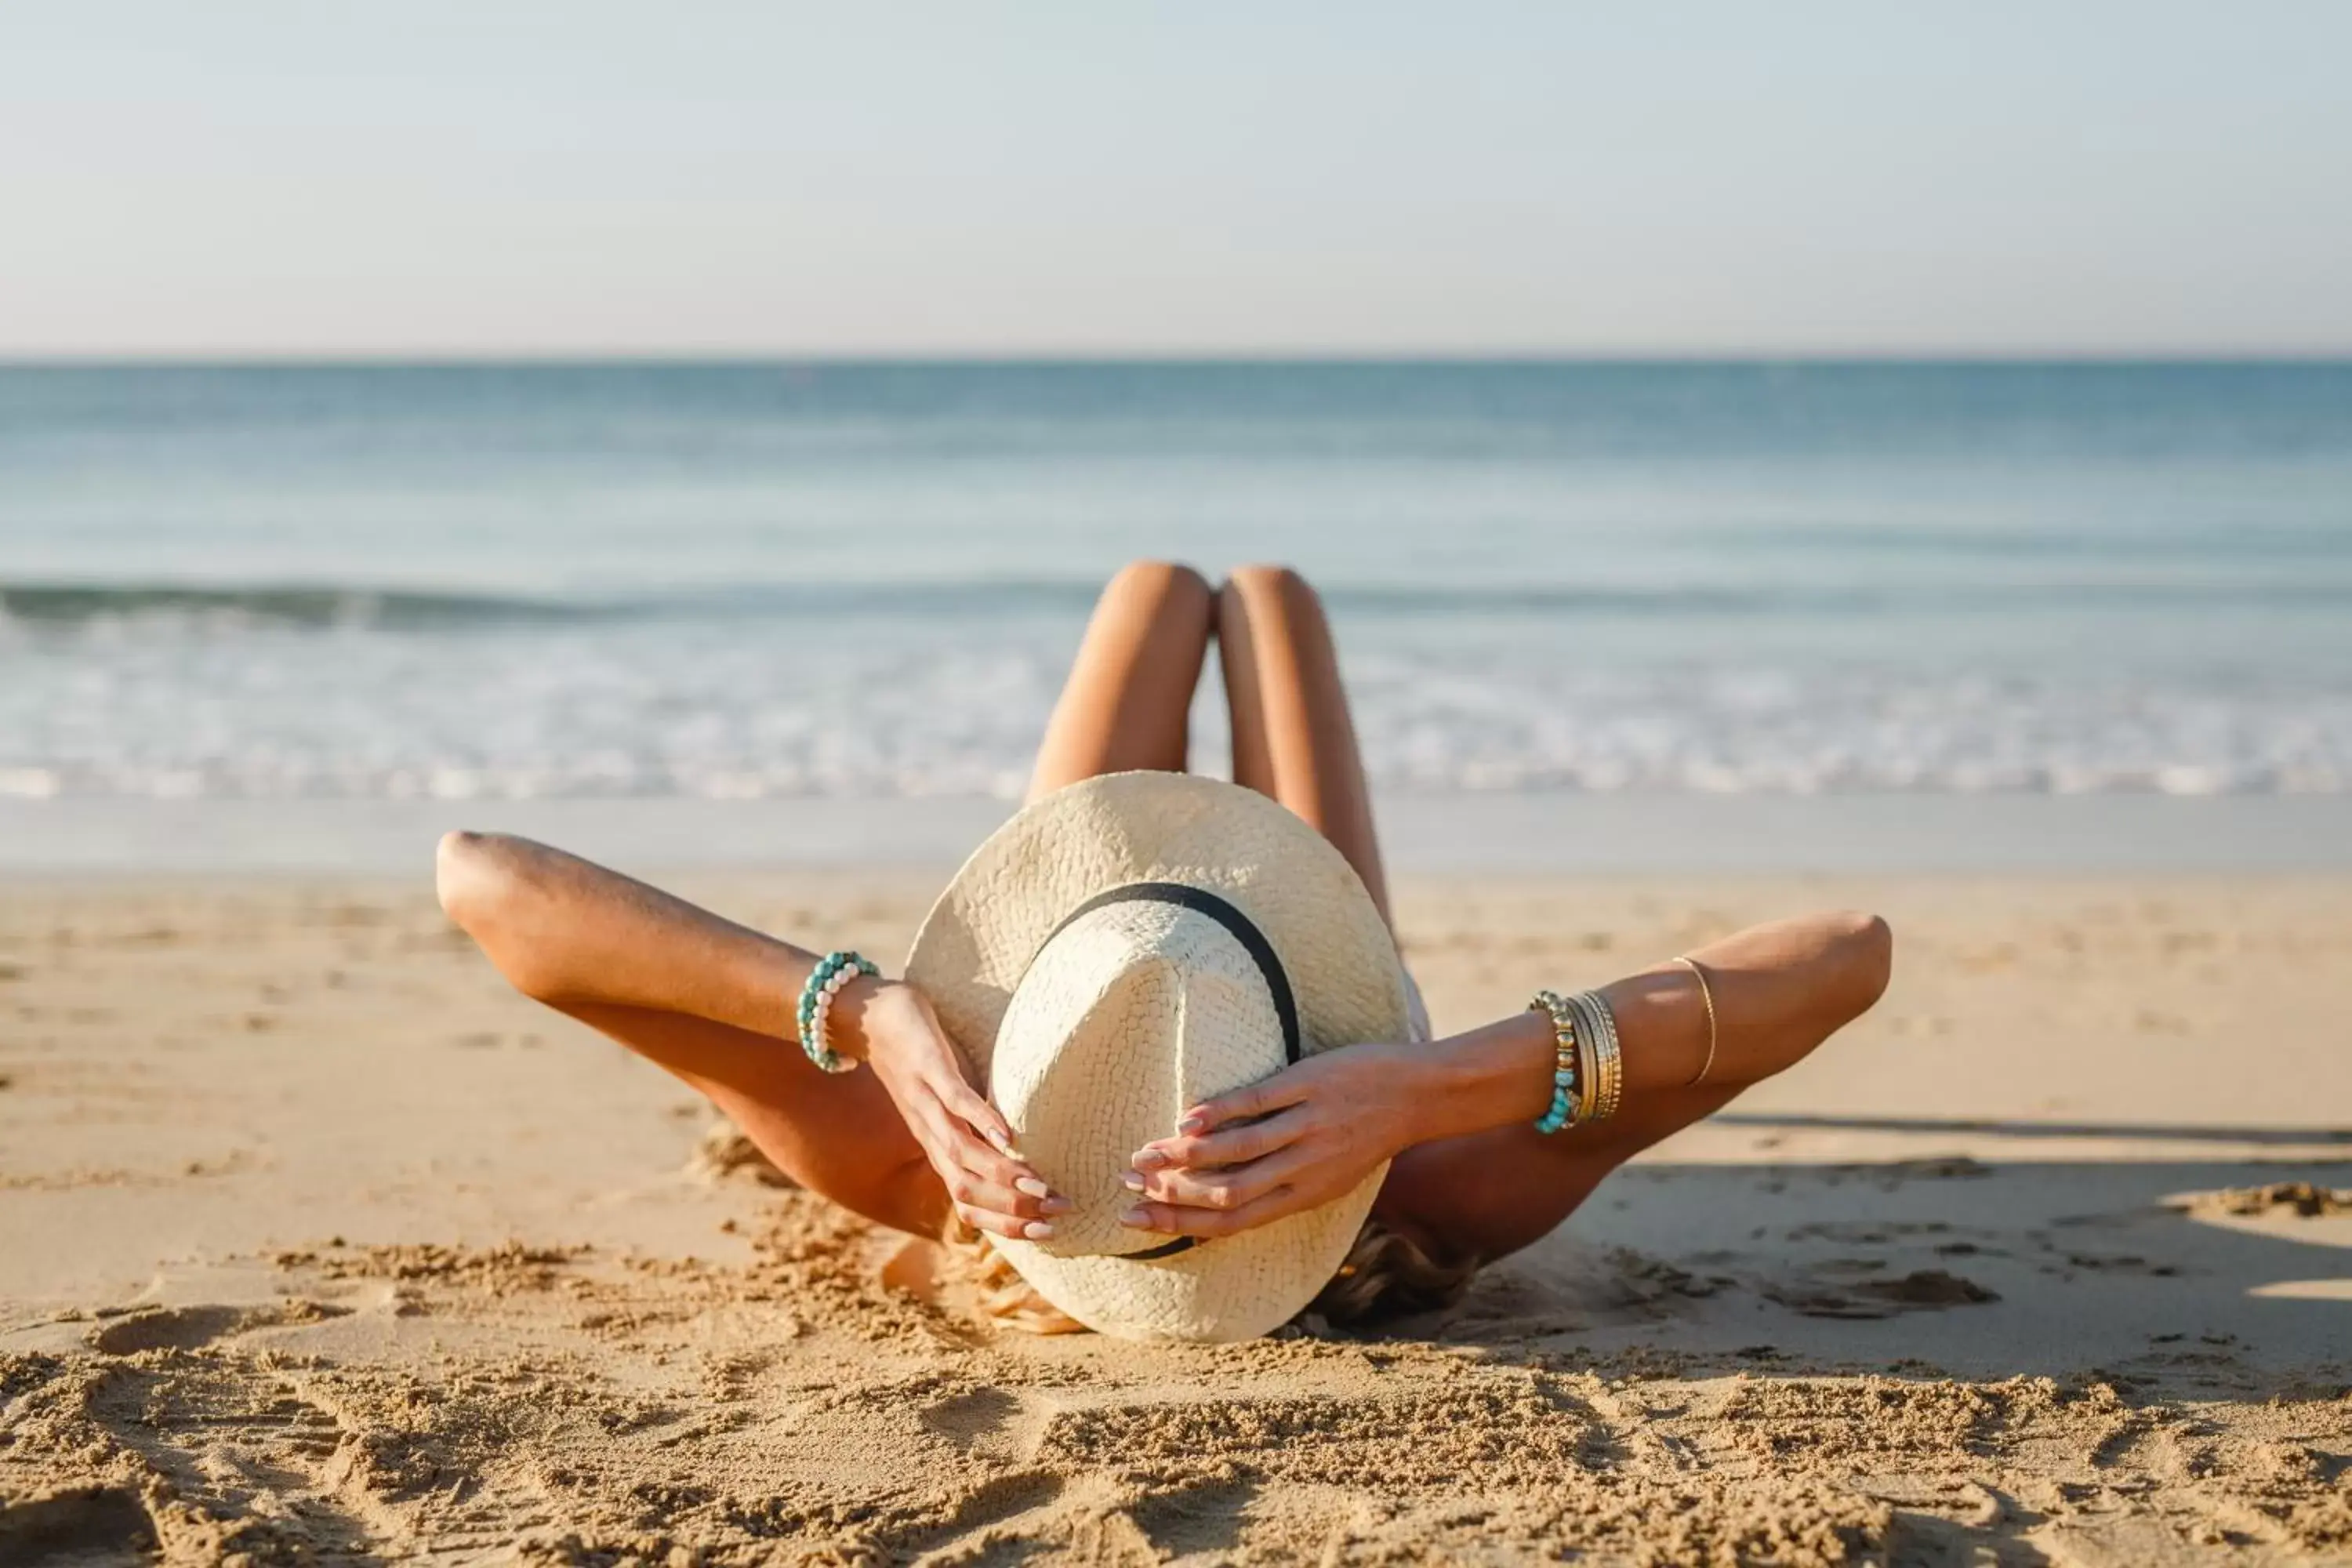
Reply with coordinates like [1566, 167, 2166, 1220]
[905, 771, 1413, 1342]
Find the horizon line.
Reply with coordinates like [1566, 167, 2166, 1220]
[6, 348, 2352, 369]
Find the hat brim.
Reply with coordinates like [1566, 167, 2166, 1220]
[903, 771, 1414, 1341]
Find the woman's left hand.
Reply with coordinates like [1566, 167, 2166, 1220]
[1119, 1041, 1425, 1239]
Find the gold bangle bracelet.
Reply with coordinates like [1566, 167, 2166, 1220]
[1569, 992, 1600, 1125]
[1563, 989, 1619, 1124]
[1673, 955, 1719, 1087]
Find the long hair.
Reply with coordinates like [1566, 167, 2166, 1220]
[1305, 1218, 1480, 1323]
[942, 1218, 1478, 1334]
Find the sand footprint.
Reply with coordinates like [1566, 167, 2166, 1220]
[0, 1486, 161, 1566]
[1127, 1474, 1265, 1559]
[919, 1384, 1053, 1462]
[10, 1343, 391, 1560]
[880, 1467, 1073, 1564]
[86, 1298, 351, 1356]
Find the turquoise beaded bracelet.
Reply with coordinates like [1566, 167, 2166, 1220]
[1529, 989, 1582, 1134]
[797, 949, 879, 1074]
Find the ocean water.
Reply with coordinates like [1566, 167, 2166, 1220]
[3, 362, 2349, 804]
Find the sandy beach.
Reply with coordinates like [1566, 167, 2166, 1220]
[2, 868, 2350, 1564]
[9, 0, 2352, 1554]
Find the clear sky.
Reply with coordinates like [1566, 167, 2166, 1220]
[5, 2, 2349, 358]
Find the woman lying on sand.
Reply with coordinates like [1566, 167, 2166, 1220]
[437, 563, 1891, 1339]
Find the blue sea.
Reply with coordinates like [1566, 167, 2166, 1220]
[4, 361, 2349, 807]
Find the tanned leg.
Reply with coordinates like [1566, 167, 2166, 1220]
[1029, 561, 1215, 801]
[1214, 565, 1392, 927]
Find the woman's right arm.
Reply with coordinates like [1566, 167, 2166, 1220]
[434, 831, 1066, 1239]
[436, 829, 804, 1036]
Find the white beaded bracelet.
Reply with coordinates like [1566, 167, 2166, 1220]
[795, 949, 877, 1073]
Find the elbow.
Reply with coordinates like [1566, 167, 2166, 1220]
[434, 829, 504, 933]
[435, 830, 565, 1000]
[1837, 910, 1894, 1015]
[434, 830, 555, 996]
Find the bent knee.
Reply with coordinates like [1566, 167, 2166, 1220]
[1223, 563, 1318, 605]
[1107, 558, 1212, 609]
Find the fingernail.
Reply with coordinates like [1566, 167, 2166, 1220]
[1014, 1176, 1050, 1199]
[1177, 1114, 1207, 1135]
[1042, 1195, 1073, 1214]
[1120, 1171, 1145, 1192]
[988, 1128, 1017, 1154]
[1131, 1148, 1169, 1171]
[1022, 1221, 1054, 1240]
[1119, 1207, 1151, 1227]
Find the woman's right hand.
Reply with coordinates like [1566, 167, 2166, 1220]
[838, 978, 1069, 1241]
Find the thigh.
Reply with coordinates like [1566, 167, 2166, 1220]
[559, 1001, 948, 1236]
[1028, 561, 1215, 802]
[1215, 566, 1392, 926]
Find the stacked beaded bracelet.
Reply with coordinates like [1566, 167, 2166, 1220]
[796, 949, 878, 1074]
[1528, 989, 1584, 1134]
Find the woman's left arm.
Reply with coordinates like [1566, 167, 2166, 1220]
[1118, 909, 1893, 1239]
